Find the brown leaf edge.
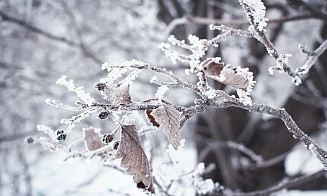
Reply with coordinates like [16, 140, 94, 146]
[145, 109, 160, 127]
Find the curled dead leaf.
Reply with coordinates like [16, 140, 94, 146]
[116, 124, 155, 193]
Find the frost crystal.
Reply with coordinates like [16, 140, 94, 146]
[155, 85, 169, 101]
[205, 89, 217, 99]
[194, 178, 215, 195]
[121, 69, 142, 86]
[150, 76, 158, 83]
[292, 76, 302, 85]
[37, 124, 55, 140]
[243, 0, 268, 32]
[268, 54, 293, 77]
[194, 162, 205, 175]
[160, 34, 208, 71]
[56, 75, 95, 105]
[100, 62, 129, 87]
[159, 42, 177, 64]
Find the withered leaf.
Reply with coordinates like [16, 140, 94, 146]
[217, 68, 249, 91]
[145, 109, 160, 127]
[151, 104, 181, 149]
[116, 124, 154, 193]
[108, 82, 132, 105]
[83, 128, 108, 158]
[202, 58, 252, 92]
[83, 128, 104, 151]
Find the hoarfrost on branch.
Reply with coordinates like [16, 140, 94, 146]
[28, 0, 327, 195]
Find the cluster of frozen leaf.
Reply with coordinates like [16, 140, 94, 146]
[160, 33, 256, 105]
[28, 23, 261, 193]
[28, 60, 188, 194]
[27, 2, 280, 193]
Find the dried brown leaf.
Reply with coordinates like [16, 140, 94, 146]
[116, 124, 154, 193]
[83, 128, 104, 151]
[83, 128, 108, 158]
[108, 82, 132, 105]
[202, 58, 253, 92]
[151, 104, 181, 149]
[217, 68, 249, 90]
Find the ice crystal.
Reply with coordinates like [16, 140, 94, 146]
[243, 0, 268, 32]
[194, 162, 205, 175]
[100, 62, 129, 87]
[149, 76, 157, 83]
[56, 75, 95, 105]
[155, 85, 169, 101]
[159, 42, 178, 64]
[37, 124, 55, 140]
[205, 89, 217, 99]
[194, 178, 215, 195]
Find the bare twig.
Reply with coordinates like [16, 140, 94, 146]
[211, 97, 327, 168]
[186, 13, 316, 26]
[296, 39, 327, 77]
[0, 10, 102, 64]
[239, 1, 327, 84]
[230, 169, 326, 196]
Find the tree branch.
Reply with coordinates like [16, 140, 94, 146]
[0, 10, 102, 64]
[186, 13, 317, 26]
[230, 170, 326, 196]
[296, 39, 327, 77]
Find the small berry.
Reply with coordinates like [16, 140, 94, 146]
[98, 111, 109, 120]
[95, 82, 106, 91]
[56, 129, 67, 141]
[113, 141, 120, 150]
[25, 137, 34, 144]
[102, 133, 114, 144]
[137, 181, 146, 189]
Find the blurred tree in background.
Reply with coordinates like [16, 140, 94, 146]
[0, 0, 327, 195]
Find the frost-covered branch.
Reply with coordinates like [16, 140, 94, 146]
[239, 1, 300, 82]
[29, 3, 327, 192]
[296, 38, 327, 77]
[239, 0, 327, 85]
[186, 13, 318, 26]
[210, 98, 327, 168]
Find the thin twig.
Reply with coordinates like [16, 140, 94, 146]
[186, 13, 316, 26]
[0, 10, 102, 64]
[230, 170, 326, 196]
[296, 38, 327, 77]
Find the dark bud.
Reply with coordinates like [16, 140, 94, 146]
[137, 181, 146, 189]
[56, 129, 66, 141]
[95, 82, 106, 91]
[113, 141, 120, 150]
[24, 137, 35, 144]
[102, 133, 114, 144]
[98, 111, 109, 120]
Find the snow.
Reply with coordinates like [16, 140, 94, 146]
[242, 0, 268, 32]
[155, 85, 169, 101]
